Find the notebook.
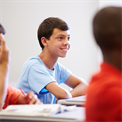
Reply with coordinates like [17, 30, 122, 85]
[57, 95, 86, 106]
[0, 104, 77, 117]
[0, 104, 61, 117]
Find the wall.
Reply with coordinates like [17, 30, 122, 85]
[0, 0, 99, 86]
[99, 0, 121, 9]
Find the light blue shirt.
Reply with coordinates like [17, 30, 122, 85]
[16, 56, 71, 104]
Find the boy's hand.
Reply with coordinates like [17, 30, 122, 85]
[26, 91, 42, 105]
[17, 91, 43, 105]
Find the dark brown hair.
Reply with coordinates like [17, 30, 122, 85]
[0, 24, 6, 35]
[93, 6, 122, 51]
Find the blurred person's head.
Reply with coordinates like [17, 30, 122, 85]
[93, 6, 121, 51]
[93, 6, 122, 70]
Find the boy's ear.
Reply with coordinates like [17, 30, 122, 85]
[41, 37, 48, 47]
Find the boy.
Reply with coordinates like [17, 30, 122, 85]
[16, 17, 88, 104]
[0, 24, 42, 110]
[85, 6, 122, 121]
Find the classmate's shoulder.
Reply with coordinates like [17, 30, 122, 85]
[24, 56, 40, 63]
[55, 62, 67, 70]
[7, 85, 21, 93]
[55, 61, 63, 67]
[55, 62, 72, 76]
[88, 72, 121, 101]
[90, 70, 121, 88]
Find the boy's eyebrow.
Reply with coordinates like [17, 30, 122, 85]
[57, 34, 70, 37]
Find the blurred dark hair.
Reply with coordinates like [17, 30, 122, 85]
[93, 6, 122, 51]
[37, 17, 69, 49]
[0, 24, 6, 35]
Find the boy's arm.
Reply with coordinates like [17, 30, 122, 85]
[64, 74, 89, 97]
[45, 74, 88, 99]
[0, 34, 9, 110]
[45, 82, 72, 99]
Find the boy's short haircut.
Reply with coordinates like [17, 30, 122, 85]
[93, 6, 122, 51]
[37, 17, 69, 49]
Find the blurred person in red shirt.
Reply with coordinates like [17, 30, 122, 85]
[85, 6, 122, 122]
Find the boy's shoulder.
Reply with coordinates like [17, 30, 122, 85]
[54, 62, 66, 70]
[23, 56, 41, 66]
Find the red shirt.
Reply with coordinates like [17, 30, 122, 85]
[2, 85, 22, 109]
[86, 62, 122, 121]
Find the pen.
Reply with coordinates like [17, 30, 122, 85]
[19, 88, 30, 104]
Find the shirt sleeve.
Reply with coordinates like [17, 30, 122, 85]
[57, 62, 72, 84]
[3, 85, 21, 109]
[28, 63, 56, 94]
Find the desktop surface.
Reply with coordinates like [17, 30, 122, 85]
[0, 107, 85, 122]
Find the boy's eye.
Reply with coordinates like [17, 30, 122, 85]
[68, 37, 70, 40]
[58, 37, 63, 39]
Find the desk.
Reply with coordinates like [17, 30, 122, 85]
[0, 107, 85, 122]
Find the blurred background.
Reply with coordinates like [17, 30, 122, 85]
[0, 0, 121, 89]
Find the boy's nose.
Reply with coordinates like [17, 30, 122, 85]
[63, 39, 70, 50]
[63, 38, 70, 45]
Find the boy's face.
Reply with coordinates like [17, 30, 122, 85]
[46, 28, 70, 58]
